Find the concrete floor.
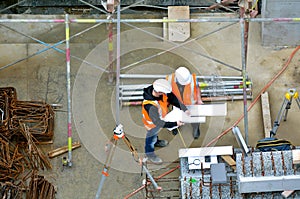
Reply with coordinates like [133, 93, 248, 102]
[1, 13, 300, 198]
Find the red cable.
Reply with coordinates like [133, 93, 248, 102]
[206, 45, 300, 147]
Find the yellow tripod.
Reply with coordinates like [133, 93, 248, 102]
[270, 88, 300, 137]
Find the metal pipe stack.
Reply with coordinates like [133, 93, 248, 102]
[119, 75, 252, 106]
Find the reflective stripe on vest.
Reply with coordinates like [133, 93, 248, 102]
[167, 73, 198, 105]
[141, 94, 169, 130]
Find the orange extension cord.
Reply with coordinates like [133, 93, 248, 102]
[206, 45, 300, 147]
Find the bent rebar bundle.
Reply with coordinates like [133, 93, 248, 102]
[0, 87, 54, 142]
[0, 87, 55, 198]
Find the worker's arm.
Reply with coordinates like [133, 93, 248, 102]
[144, 104, 178, 128]
[167, 92, 188, 112]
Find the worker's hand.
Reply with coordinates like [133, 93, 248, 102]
[184, 110, 191, 116]
[177, 121, 185, 126]
[197, 100, 204, 105]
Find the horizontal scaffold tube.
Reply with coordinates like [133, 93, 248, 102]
[0, 17, 299, 23]
[120, 95, 253, 106]
[120, 74, 245, 80]
[201, 88, 251, 93]
[120, 88, 252, 97]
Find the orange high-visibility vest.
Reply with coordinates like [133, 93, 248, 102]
[166, 73, 198, 105]
[142, 94, 169, 130]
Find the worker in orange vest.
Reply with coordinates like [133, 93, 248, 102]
[142, 79, 189, 164]
[167, 66, 203, 139]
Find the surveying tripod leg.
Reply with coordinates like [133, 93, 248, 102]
[283, 100, 292, 121]
[142, 161, 162, 191]
[95, 137, 118, 199]
[296, 97, 300, 109]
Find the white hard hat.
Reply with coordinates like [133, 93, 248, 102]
[175, 67, 191, 85]
[153, 79, 172, 94]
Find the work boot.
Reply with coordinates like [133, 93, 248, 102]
[192, 124, 200, 139]
[147, 155, 163, 165]
[172, 128, 178, 135]
[154, 139, 168, 147]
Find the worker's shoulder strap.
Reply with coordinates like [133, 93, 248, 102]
[192, 73, 197, 85]
[142, 100, 158, 106]
[166, 73, 174, 84]
[192, 73, 198, 97]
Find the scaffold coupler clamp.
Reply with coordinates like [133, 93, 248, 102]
[113, 124, 124, 139]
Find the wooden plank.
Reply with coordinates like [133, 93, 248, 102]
[179, 146, 233, 157]
[261, 92, 272, 138]
[168, 6, 190, 41]
[282, 190, 294, 198]
[292, 149, 300, 164]
[163, 17, 168, 40]
[48, 141, 81, 158]
[221, 155, 236, 171]
[187, 103, 227, 116]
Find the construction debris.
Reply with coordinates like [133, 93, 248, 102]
[0, 87, 17, 138]
[26, 171, 56, 199]
[19, 123, 52, 170]
[10, 101, 54, 142]
[0, 182, 22, 199]
[0, 87, 56, 198]
[0, 87, 54, 142]
[0, 137, 25, 182]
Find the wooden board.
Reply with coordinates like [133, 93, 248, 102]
[48, 141, 81, 158]
[179, 146, 233, 158]
[168, 6, 190, 42]
[292, 149, 300, 164]
[261, 92, 272, 137]
[282, 190, 294, 198]
[187, 103, 227, 116]
[221, 155, 236, 171]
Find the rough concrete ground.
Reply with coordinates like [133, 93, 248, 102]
[0, 13, 300, 198]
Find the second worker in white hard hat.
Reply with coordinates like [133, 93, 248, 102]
[167, 66, 204, 139]
[142, 79, 189, 164]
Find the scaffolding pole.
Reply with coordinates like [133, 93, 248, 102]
[0, 23, 108, 72]
[0, 0, 26, 13]
[79, 0, 108, 14]
[65, 14, 73, 167]
[120, 74, 245, 79]
[0, 23, 107, 72]
[108, 14, 114, 84]
[122, 21, 240, 72]
[116, 4, 121, 125]
[240, 18, 249, 146]
[0, 17, 299, 23]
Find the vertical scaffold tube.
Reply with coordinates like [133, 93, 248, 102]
[240, 18, 249, 145]
[65, 14, 73, 166]
[108, 14, 114, 84]
[115, 4, 121, 125]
